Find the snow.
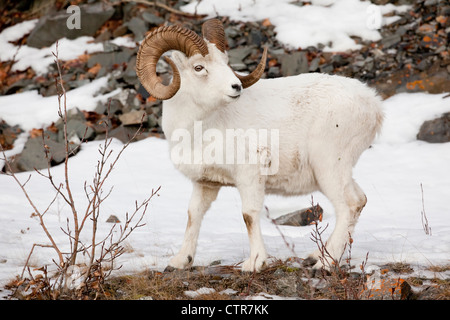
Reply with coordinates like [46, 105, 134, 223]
[181, 0, 410, 52]
[0, 19, 104, 74]
[110, 35, 138, 48]
[0, 77, 120, 131]
[0, 0, 449, 298]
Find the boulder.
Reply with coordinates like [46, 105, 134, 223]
[273, 205, 323, 227]
[126, 17, 148, 42]
[279, 51, 309, 76]
[228, 46, 254, 71]
[361, 277, 414, 300]
[275, 274, 298, 297]
[65, 119, 96, 141]
[15, 134, 78, 172]
[141, 11, 165, 26]
[87, 47, 136, 70]
[106, 215, 120, 223]
[417, 112, 450, 143]
[27, 2, 115, 48]
[106, 125, 142, 144]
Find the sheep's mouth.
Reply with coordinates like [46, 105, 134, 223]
[227, 95, 240, 99]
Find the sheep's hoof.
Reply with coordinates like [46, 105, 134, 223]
[302, 256, 318, 268]
[164, 265, 176, 272]
[167, 254, 193, 271]
[242, 255, 267, 273]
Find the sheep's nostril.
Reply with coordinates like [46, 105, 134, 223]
[232, 84, 242, 92]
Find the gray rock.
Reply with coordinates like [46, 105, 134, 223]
[424, 0, 438, 6]
[65, 119, 95, 141]
[331, 54, 350, 68]
[27, 2, 115, 48]
[273, 205, 323, 227]
[113, 24, 129, 38]
[16, 135, 77, 172]
[113, 89, 141, 112]
[275, 275, 298, 297]
[268, 66, 280, 78]
[123, 55, 138, 86]
[248, 29, 263, 46]
[381, 34, 401, 49]
[95, 98, 124, 116]
[225, 26, 241, 39]
[308, 57, 320, 72]
[126, 17, 148, 42]
[417, 112, 450, 143]
[319, 63, 334, 74]
[87, 47, 136, 69]
[142, 11, 164, 26]
[147, 113, 159, 128]
[279, 51, 309, 76]
[4, 78, 34, 95]
[228, 46, 254, 69]
[107, 125, 142, 144]
[106, 215, 121, 223]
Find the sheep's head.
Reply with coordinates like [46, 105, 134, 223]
[136, 19, 268, 103]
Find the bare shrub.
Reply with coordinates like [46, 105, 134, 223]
[307, 197, 370, 300]
[1, 42, 160, 299]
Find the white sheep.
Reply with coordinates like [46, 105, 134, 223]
[136, 19, 384, 272]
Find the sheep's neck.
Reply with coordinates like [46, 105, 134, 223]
[161, 97, 216, 139]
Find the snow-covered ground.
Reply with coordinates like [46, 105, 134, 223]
[1, 0, 449, 296]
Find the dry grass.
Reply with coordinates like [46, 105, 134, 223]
[94, 259, 450, 301]
[99, 259, 364, 300]
[5, 258, 449, 300]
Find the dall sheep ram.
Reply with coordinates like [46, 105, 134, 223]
[136, 19, 384, 272]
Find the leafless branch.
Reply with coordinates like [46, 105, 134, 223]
[118, 0, 207, 18]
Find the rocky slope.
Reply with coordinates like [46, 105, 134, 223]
[1, 0, 449, 170]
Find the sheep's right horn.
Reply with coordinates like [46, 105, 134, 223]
[136, 25, 209, 100]
[201, 18, 267, 88]
[235, 46, 268, 89]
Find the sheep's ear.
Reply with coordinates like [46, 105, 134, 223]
[170, 51, 187, 68]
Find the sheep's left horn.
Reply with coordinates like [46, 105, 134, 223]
[202, 19, 227, 53]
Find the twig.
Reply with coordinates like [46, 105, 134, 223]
[119, 0, 206, 18]
[53, 41, 81, 267]
[5, 39, 160, 299]
[1, 146, 65, 267]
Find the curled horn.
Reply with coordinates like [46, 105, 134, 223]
[235, 46, 268, 89]
[202, 19, 227, 53]
[136, 25, 209, 100]
[202, 19, 267, 89]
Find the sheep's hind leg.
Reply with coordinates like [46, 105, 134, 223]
[166, 183, 220, 271]
[306, 174, 367, 271]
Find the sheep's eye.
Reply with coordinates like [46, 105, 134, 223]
[194, 65, 204, 72]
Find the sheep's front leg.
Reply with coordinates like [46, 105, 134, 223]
[238, 183, 267, 272]
[166, 183, 220, 271]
